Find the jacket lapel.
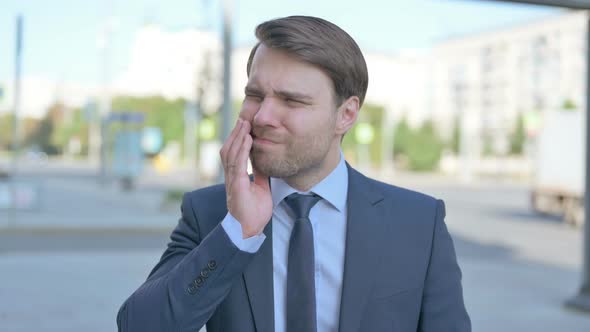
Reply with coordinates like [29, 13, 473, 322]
[243, 220, 274, 332]
[338, 165, 386, 332]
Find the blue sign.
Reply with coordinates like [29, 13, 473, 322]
[111, 131, 144, 178]
[107, 111, 145, 124]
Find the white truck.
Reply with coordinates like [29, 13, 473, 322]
[531, 110, 585, 226]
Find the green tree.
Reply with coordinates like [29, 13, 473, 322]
[25, 102, 67, 155]
[450, 116, 461, 154]
[0, 114, 41, 151]
[482, 133, 494, 156]
[43, 105, 89, 156]
[393, 117, 411, 157]
[26, 114, 58, 154]
[0, 114, 14, 150]
[111, 95, 186, 148]
[509, 115, 526, 155]
[404, 121, 444, 171]
[363, 104, 384, 166]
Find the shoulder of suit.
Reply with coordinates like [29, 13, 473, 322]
[185, 183, 225, 198]
[347, 163, 440, 207]
[357, 175, 445, 229]
[362, 174, 441, 208]
[182, 183, 227, 214]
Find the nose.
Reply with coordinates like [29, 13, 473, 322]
[253, 97, 280, 128]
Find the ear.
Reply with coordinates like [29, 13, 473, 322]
[335, 96, 360, 136]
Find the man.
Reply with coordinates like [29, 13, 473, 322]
[117, 16, 471, 332]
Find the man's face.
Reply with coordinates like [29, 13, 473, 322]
[240, 44, 341, 179]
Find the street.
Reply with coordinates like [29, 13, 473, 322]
[0, 166, 589, 331]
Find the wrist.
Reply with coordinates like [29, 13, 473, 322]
[242, 227, 263, 239]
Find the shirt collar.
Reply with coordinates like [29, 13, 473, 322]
[270, 151, 348, 212]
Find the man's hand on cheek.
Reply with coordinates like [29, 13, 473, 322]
[219, 119, 272, 238]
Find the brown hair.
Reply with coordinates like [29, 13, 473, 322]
[246, 16, 369, 107]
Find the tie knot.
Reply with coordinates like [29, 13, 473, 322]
[284, 193, 321, 220]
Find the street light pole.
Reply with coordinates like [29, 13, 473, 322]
[184, 102, 198, 168]
[217, 0, 233, 184]
[97, 15, 114, 184]
[565, 12, 590, 313]
[11, 15, 23, 177]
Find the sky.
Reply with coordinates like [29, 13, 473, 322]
[0, 0, 562, 94]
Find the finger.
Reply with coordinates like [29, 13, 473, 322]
[220, 119, 242, 164]
[253, 164, 270, 192]
[236, 131, 252, 177]
[220, 119, 243, 171]
[221, 120, 243, 192]
[226, 120, 249, 175]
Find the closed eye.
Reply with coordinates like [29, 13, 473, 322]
[245, 94, 263, 102]
[285, 98, 309, 107]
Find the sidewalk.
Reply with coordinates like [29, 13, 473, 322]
[1, 167, 589, 331]
[0, 175, 182, 232]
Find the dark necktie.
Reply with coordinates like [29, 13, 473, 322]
[284, 193, 321, 332]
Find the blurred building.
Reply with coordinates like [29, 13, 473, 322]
[117, 10, 588, 159]
[364, 51, 431, 128]
[431, 10, 587, 155]
[113, 23, 223, 113]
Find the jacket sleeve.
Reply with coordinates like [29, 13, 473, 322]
[418, 199, 471, 332]
[117, 192, 259, 332]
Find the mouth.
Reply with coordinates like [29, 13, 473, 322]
[251, 132, 278, 145]
[253, 137, 276, 145]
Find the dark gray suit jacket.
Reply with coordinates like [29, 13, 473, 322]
[117, 165, 471, 331]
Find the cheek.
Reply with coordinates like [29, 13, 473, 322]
[288, 114, 335, 143]
[239, 100, 259, 122]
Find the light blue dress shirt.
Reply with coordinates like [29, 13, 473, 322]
[221, 153, 348, 332]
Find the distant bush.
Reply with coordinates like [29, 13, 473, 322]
[394, 119, 444, 171]
[561, 99, 577, 111]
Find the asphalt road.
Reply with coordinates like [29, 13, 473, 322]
[0, 170, 589, 331]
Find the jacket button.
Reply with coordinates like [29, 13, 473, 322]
[194, 276, 204, 286]
[187, 285, 197, 295]
[208, 260, 217, 270]
[200, 270, 209, 278]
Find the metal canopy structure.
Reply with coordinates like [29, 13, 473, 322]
[489, 0, 590, 313]
[494, 0, 590, 9]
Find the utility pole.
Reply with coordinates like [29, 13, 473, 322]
[184, 102, 198, 168]
[380, 105, 395, 180]
[565, 11, 590, 313]
[97, 14, 114, 184]
[217, 0, 233, 183]
[87, 99, 100, 163]
[11, 15, 23, 177]
[8, 14, 24, 221]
